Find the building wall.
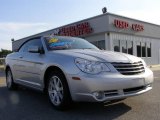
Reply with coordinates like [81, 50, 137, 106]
[86, 15, 108, 35]
[85, 33, 106, 50]
[85, 34, 105, 42]
[108, 14, 160, 39]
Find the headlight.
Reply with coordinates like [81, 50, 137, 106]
[75, 58, 110, 74]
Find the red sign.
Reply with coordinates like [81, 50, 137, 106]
[114, 19, 144, 32]
[114, 19, 129, 29]
[132, 24, 144, 31]
[52, 22, 93, 37]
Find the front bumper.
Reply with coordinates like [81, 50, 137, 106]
[66, 67, 154, 102]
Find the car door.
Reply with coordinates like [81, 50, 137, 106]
[15, 38, 45, 89]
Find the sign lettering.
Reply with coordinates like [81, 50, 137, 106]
[52, 22, 93, 37]
[114, 19, 144, 32]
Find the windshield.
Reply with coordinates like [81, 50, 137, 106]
[44, 37, 99, 50]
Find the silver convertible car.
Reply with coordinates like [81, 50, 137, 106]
[5, 36, 153, 110]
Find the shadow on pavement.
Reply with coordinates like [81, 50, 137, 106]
[0, 86, 131, 120]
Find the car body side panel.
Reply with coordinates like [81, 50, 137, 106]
[16, 53, 45, 88]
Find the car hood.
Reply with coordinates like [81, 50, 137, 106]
[50, 49, 142, 63]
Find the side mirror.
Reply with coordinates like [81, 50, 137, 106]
[28, 46, 44, 54]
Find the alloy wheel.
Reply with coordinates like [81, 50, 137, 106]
[48, 76, 64, 106]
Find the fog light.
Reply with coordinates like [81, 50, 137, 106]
[93, 91, 105, 100]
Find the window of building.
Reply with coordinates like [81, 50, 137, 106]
[113, 40, 120, 52]
[137, 42, 141, 57]
[114, 40, 133, 55]
[98, 40, 105, 50]
[136, 41, 151, 58]
[127, 41, 133, 55]
[91, 40, 105, 50]
[141, 42, 146, 57]
[147, 43, 151, 57]
[121, 40, 127, 53]
[92, 41, 97, 48]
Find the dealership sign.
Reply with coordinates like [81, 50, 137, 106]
[114, 19, 144, 32]
[52, 22, 93, 37]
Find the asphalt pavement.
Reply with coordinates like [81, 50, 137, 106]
[0, 68, 160, 120]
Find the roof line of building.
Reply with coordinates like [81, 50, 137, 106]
[108, 12, 160, 27]
[13, 13, 107, 42]
[13, 12, 160, 42]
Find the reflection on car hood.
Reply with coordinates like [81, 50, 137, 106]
[51, 49, 142, 63]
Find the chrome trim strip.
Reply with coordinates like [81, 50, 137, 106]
[17, 79, 41, 86]
[15, 70, 40, 75]
[9, 58, 44, 65]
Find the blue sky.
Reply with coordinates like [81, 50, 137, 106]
[0, 0, 160, 50]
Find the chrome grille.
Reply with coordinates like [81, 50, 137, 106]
[112, 61, 145, 75]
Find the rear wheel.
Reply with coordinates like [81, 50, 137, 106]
[47, 71, 72, 110]
[6, 69, 17, 90]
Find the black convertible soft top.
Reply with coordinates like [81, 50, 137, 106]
[12, 36, 41, 52]
[11, 26, 58, 52]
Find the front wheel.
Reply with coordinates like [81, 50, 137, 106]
[6, 69, 17, 90]
[47, 71, 72, 110]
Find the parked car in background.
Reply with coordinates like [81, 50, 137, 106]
[5, 36, 154, 110]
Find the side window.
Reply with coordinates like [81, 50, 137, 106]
[19, 39, 43, 53]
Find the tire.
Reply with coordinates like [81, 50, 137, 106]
[6, 69, 17, 90]
[47, 71, 72, 110]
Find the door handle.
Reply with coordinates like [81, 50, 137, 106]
[19, 56, 23, 58]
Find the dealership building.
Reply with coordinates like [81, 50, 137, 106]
[13, 13, 160, 65]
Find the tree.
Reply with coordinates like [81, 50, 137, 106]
[0, 49, 12, 58]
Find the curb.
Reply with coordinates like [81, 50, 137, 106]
[148, 64, 160, 68]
